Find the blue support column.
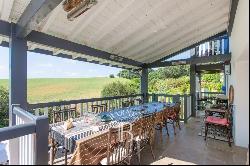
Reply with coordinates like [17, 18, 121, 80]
[8, 24, 27, 165]
[141, 67, 148, 103]
[190, 64, 196, 117]
[9, 23, 28, 125]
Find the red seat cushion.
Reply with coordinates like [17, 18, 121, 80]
[205, 116, 229, 126]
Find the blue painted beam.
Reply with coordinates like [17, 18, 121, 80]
[228, 0, 239, 36]
[0, 20, 11, 36]
[27, 31, 143, 67]
[148, 54, 231, 68]
[0, 20, 142, 68]
[149, 31, 228, 67]
[16, 0, 63, 38]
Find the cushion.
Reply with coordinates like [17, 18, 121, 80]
[205, 116, 229, 126]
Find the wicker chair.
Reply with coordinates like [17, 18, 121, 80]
[50, 105, 77, 164]
[52, 104, 77, 123]
[134, 114, 156, 164]
[91, 103, 108, 114]
[100, 125, 134, 165]
[164, 103, 181, 136]
[204, 85, 234, 147]
[154, 111, 164, 142]
[204, 105, 233, 146]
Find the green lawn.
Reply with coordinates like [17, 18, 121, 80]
[0, 78, 129, 104]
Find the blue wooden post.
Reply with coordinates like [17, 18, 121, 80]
[9, 23, 27, 124]
[190, 64, 196, 117]
[9, 23, 27, 165]
[184, 95, 188, 123]
[141, 67, 148, 103]
[35, 116, 49, 165]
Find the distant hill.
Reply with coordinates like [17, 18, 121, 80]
[0, 77, 129, 104]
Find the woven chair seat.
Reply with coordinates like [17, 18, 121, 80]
[100, 147, 128, 165]
[205, 116, 229, 126]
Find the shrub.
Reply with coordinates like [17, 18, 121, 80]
[0, 86, 9, 128]
[109, 74, 115, 78]
[149, 76, 190, 95]
[101, 81, 137, 97]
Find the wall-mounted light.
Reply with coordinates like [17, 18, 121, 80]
[63, 0, 97, 21]
[225, 64, 231, 75]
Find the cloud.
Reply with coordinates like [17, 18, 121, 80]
[87, 69, 95, 73]
[64, 72, 82, 77]
[0, 65, 8, 75]
[0, 66, 6, 70]
[38, 63, 53, 68]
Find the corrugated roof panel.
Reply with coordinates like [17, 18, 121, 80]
[0, 0, 14, 21]
[120, 0, 230, 60]
[0, 0, 231, 67]
[36, 0, 230, 64]
[0, 0, 31, 23]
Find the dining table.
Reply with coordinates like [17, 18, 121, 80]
[49, 102, 176, 165]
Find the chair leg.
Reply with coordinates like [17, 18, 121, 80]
[137, 142, 141, 165]
[177, 118, 181, 130]
[204, 123, 208, 141]
[227, 127, 232, 147]
[159, 124, 163, 143]
[127, 156, 132, 165]
[149, 140, 156, 160]
[49, 139, 55, 165]
[64, 148, 68, 165]
[173, 121, 176, 135]
[165, 122, 169, 136]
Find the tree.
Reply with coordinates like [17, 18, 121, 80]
[101, 81, 138, 97]
[201, 73, 223, 92]
[149, 76, 190, 94]
[117, 70, 139, 79]
[0, 86, 9, 128]
[109, 74, 115, 78]
[149, 65, 190, 80]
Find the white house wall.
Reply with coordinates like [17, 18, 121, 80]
[229, 0, 249, 148]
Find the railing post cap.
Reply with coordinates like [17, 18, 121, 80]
[12, 104, 21, 107]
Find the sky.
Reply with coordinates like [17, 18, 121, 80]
[0, 46, 122, 79]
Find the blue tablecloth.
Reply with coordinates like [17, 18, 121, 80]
[98, 102, 174, 122]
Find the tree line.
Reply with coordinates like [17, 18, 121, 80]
[102, 65, 223, 97]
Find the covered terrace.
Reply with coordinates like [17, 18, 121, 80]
[0, 0, 248, 165]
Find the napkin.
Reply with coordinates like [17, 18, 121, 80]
[63, 118, 74, 130]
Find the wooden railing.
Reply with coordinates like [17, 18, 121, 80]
[0, 105, 49, 165]
[148, 94, 192, 123]
[197, 91, 225, 98]
[28, 94, 143, 124]
[196, 91, 225, 111]
[27, 93, 192, 124]
[191, 35, 229, 58]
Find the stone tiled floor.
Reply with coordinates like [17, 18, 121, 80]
[132, 117, 248, 165]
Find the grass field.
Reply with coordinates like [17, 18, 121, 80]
[0, 78, 129, 104]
